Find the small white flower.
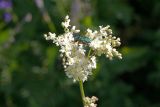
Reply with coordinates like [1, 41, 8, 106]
[85, 29, 98, 39]
[71, 26, 80, 33]
[90, 56, 96, 69]
[44, 32, 56, 40]
[84, 96, 98, 107]
[62, 15, 70, 30]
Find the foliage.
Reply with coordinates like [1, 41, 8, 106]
[0, 0, 160, 107]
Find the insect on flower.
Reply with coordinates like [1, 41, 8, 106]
[73, 34, 92, 44]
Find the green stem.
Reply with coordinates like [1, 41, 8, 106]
[87, 48, 92, 58]
[78, 48, 92, 106]
[79, 80, 85, 106]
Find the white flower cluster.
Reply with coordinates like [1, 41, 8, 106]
[44, 15, 122, 82]
[84, 96, 98, 107]
[86, 26, 122, 60]
[44, 16, 96, 82]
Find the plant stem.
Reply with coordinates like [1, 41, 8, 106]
[79, 48, 92, 106]
[79, 80, 85, 106]
[87, 48, 92, 58]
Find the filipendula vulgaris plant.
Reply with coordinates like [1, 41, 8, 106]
[44, 15, 122, 107]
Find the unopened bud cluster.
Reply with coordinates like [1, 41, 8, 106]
[84, 96, 98, 107]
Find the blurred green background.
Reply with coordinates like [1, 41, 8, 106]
[0, 0, 160, 107]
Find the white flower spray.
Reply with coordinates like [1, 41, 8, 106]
[44, 15, 122, 107]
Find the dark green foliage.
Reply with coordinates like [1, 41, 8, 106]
[0, 0, 160, 107]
